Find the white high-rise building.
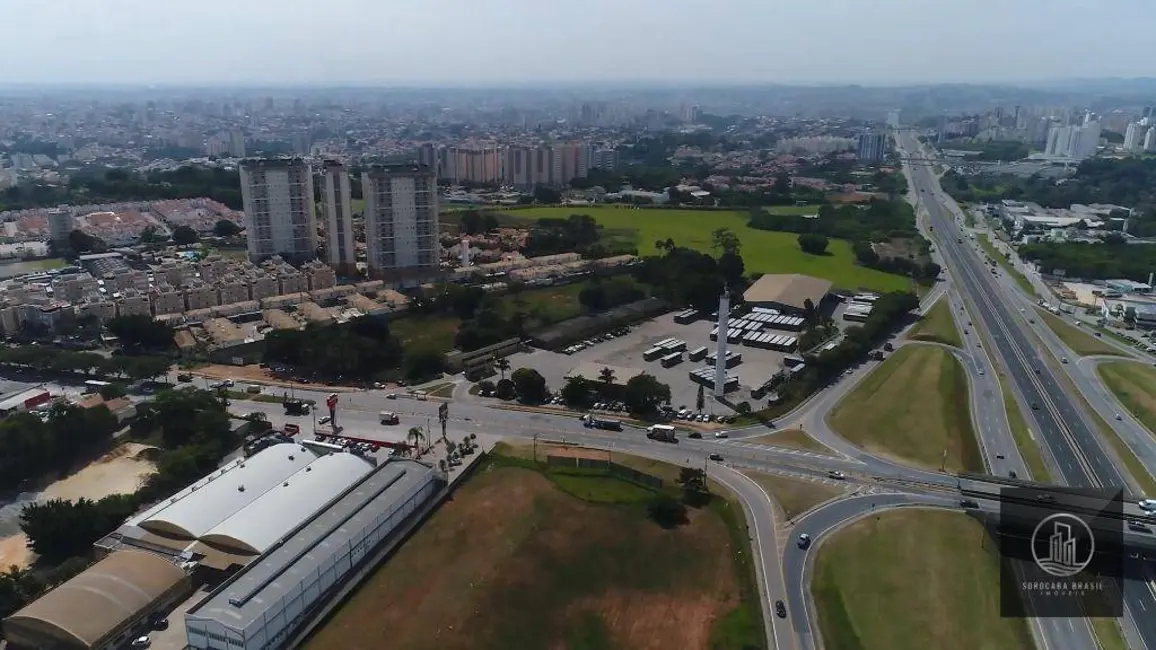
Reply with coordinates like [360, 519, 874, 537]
[229, 130, 246, 158]
[1125, 123, 1144, 151]
[1145, 128, 1156, 153]
[362, 164, 439, 284]
[320, 161, 356, 276]
[856, 132, 887, 162]
[1045, 122, 1101, 160]
[239, 158, 318, 264]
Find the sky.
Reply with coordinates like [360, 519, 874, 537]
[2, 0, 1148, 86]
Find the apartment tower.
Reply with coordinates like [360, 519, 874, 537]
[361, 164, 439, 285]
[239, 158, 317, 264]
[320, 161, 357, 276]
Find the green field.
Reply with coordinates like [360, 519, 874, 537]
[508, 206, 912, 293]
[813, 509, 1034, 650]
[829, 345, 982, 472]
[744, 471, 844, 520]
[303, 449, 764, 650]
[766, 204, 824, 216]
[1097, 361, 1156, 434]
[1037, 309, 1124, 357]
[906, 298, 962, 347]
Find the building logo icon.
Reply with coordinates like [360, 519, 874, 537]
[1031, 512, 1095, 578]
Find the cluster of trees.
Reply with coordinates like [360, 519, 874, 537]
[0, 346, 170, 382]
[798, 233, 829, 255]
[478, 366, 549, 404]
[777, 291, 919, 406]
[558, 370, 672, 416]
[1, 166, 243, 213]
[105, 315, 176, 353]
[523, 214, 601, 257]
[413, 283, 525, 353]
[0, 402, 121, 492]
[634, 230, 745, 312]
[851, 241, 942, 282]
[265, 316, 405, 380]
[457, 210, 501, 235]
[20, 496, 139, 565]
[1018, 240, 1156, 282]
[578, 276, 647, 312]
[139, 224, 200, 247]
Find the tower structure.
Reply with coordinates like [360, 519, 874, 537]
[714, 292, 730, 398]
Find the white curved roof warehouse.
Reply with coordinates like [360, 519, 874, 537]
[129, 443, 320, 540]
[200, 452, 374, 554]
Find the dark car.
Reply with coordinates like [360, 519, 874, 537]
[689, 432, 702, 439]
[708, 453, 723, 461]
[1030, 402, 1039, 410]
[960, 499, 979, 509]
[775, 600, 787, 618]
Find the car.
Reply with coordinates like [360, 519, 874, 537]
[698, 414, 708, 422]
[689, 432, 702, 439]
[714, 431, 729, 439]
[797, 533, 812, 549]
[319, 416, 332, 425]
[775, 600, 787, 618]
[1128, 520, 1151, 533]
[386, 393, 397, 400]
[708, 453, 723, 461]
[1139, 499, 1156, 512]
[960, 498, 979, 509]
[131, 637, 151, 649]
[978, 369, 985, 375]
[995, 453, 1005, 459]
[223, 379, 235, 387]
[1009, 470, 1018, 479]
[152, 618, 169, 631]
[1030, 402, 1039, 410]
[1116, 413, 1123, 421]
[176, 373, 193, 382]
[1061, 357, 1069, 364]
[828, 470, 845, 480]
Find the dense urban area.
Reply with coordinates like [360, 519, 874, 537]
[2, 75, 1156, 650]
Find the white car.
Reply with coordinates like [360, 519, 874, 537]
[1139, 499, 1156, 512]
[131, 637, 151, 649]
[714, 431, 729, 439]
[828, 470, 846, 480]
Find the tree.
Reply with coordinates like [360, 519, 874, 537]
[172, 225, 199, 246]
[718, 250, 745, 288]
[560, 376, 594, 408]
[803, 298, 817, 325]
[696, 384, 705, 413]
[510, 367, 548, 404]
[65, 229, 107, 258]
[495, 356, 511, 380]
[711, 227, 742, 255]
[106, 315, 175, 353]
[495, 378, 517, 400]
[646, 495, 689, 529]
[532, 185, 562, 204]
[213, 219, 241, 237]
[599, 366, 616, 387]
[98, 383, 127, 400]
[406, 426, 426, 454]
[677, 467, 708, 493]
[623, 373, 671, 416]
[20, 495, 139, 565]
[797, 233, 830, 255]
[475, 379, 496, 395]
[403, 350, 444, 383]
[138, 225, 162, 244]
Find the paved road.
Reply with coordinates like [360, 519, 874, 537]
[900, 133, 1147, 650]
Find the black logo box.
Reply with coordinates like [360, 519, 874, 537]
[995, 486, 1126, 618]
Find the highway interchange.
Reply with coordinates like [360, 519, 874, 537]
[202, 136, 1156, 650]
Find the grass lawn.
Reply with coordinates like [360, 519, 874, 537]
[744, 471, 844, 520]
[497, 282, 585, 328]
[745, 428, 835, 454]
[304, 451, 764, 650]
[812, 509, 1034, 650]
[390, 314, 461, 354]
[510, 206, 912, 293]
[829, 345, 983, 472]
[906, 298, 962, 347]
[766, 204, 823, 216]
[20, 257, 68, 270]
[1097, 361, 1156, 435]
[1037, 309, 1125, 357]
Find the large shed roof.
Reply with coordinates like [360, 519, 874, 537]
[743, 274, 833, 311]
[4, 550, 187, 649]
[200, 452, 375, 554]
[129, 443, 319, 540]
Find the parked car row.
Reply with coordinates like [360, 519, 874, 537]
[561, 327, 632, 355]
[663, 405, 733, 423]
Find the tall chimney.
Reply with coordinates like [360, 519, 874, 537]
[714, 292, 730, 398]
[460, 239, 471, 267]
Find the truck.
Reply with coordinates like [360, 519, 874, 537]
[584, 415, 623, 431]
[283, 399, 310, 416]
[283, 423, 301, 436]
[379, 410, 400, 425]
[646, 424, 678, 443]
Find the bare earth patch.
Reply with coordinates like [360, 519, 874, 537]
[41, 442, 157, 502]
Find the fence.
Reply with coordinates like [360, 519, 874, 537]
[545, 455, 664, 490]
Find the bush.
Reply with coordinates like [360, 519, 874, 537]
[647, 495, 689, 529]
[495, 378, 517, 400]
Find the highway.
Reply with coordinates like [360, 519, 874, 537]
[899, 132, 1154, 650]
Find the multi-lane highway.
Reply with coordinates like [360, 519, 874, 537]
[899, 132, 1155, 650]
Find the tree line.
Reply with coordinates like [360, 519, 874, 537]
[478, 364, 673, 417]
[0, 346, 171, 382]
[1018, 240, 1156, 282]
[1, 166, 244, 212]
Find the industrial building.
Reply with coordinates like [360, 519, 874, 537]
[4, 443, 447, 650]
[742, 274, 832, 315]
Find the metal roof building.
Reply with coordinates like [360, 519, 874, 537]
[128, 443, 320, 541]
[186, 458, 445, 650]
[3, 550, 192, 650]
[743, 273, 833, 313]
[200, 453, 375, 554]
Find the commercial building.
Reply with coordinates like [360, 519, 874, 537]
[320, 161, 356, 275]
[185, 458, 444, 650]
[239, 158, 317, 264]
[362, 164, 439, 283]
[4, 550, 193, 650]
[1045, 122, 1101, 160]
[743, 274, 833, 314]
[1125, 123, 1145, 152]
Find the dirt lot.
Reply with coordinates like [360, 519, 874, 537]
[0, 442, 156, 568]
[302, 462, 745, 650]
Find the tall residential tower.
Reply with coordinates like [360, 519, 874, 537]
[362, 164, 439, 284]
[239, 158, 317, 264]
[320, 161, 356, 275]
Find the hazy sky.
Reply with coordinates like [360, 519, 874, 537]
[3, 0, 1146, 86]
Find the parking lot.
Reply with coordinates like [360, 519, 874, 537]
[505, 311, 812, 412]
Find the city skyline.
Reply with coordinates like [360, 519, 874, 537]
[2, 0, 1149, 86]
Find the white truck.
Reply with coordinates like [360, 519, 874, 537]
[379, 411, 400, 425]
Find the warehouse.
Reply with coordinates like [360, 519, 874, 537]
[4, 550, 193, 650]
[743, 273, 833, 315]
[185, 458, 445, 650]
